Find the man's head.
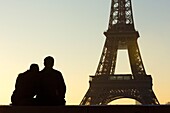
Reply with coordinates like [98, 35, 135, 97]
[44, 56, 54, 69]
[30, 63, 39, 72]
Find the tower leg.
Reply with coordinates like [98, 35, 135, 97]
[128, 40, 146, 77]
[95, 38, 118, 76]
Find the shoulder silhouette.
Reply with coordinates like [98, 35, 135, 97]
[36, 56, 66, 106]
[11, 64, 39, 106]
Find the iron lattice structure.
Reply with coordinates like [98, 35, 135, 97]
[80, 0, 159, 105]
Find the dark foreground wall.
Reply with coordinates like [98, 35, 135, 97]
[0, 105, 170, 113]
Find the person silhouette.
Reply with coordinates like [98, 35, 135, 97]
[36, 56, 66, 106]
[11, 64, 39, 106]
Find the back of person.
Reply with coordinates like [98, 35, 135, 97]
[36, 69, 66, 105]
[36, 56, 66, 106]
[11, 64, 39, 105]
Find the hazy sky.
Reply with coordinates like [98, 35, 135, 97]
[0, 0, 170, 105]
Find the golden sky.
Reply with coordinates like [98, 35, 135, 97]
[0, 0, 170, 105]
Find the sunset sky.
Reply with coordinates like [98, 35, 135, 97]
[0, 0, 170, 105]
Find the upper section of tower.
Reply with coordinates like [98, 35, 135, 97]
[107, 0, 135, 32]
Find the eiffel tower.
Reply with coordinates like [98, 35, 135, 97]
[80, 0, 159, 105]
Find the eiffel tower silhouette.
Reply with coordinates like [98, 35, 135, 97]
[80, 0, 159, 105]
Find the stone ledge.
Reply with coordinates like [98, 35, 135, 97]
[0, 105, 170, 113]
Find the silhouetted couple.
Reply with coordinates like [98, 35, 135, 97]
[11, 56, 66, 106]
